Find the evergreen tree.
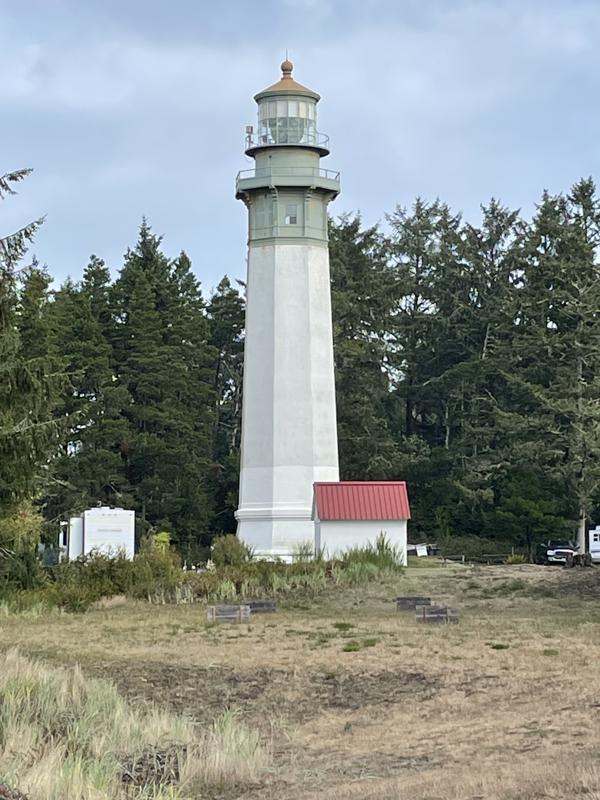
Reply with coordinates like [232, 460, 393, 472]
[0, 169, 62, 512]
[441, 199, 525, 532]
[111, 224, 216, 553]
[508, 179, 600, 549]
[385, 199, 466, 536]
[329, 214, 398, 478]
[207, 276, 245, 534]
[81, 255, 112, 333]
[17, 261, 53, 360]
[44, 267, 129, 521]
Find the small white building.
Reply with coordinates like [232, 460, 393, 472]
[589, 525, 600, 563]
[312, 482, 410, 565]
[59, 507, 135, 561]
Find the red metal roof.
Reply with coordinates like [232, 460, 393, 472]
[313, 482, 411, 521]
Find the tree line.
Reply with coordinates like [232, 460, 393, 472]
[3, 168, 600, 558]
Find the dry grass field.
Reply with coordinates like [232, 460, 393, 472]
[2, 561, 600, 799]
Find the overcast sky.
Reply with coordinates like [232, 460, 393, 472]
[2, 0, 600, 293]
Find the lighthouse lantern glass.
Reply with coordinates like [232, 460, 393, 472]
[258, 97, 317, 145]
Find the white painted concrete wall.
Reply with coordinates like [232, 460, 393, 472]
[315, 519, 408, 565]
[236, 242, 339, 558]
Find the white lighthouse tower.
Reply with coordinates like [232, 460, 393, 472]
[235, 59, 340, 559]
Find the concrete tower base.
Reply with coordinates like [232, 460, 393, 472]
[236, 512, 315, 561]
[235, 241, 339, 560]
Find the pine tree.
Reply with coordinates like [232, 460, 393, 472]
[17, 261, 53, 360]
[81, 255, 112, 334]
[508, 179, 600, 549]
[111, 224, 216, 554]
[0, 169, 62, 512]
[387, 198, 463, 446]
[207, 276, 245, 534]
[384, 199, 466, 536]
[329, 214, 398, 478]
[161, 251, 217, 555]
[44, 267, 129, 521]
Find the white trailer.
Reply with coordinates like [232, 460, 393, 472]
[589, 526, 600, 564]
[59, 507, 135, 561]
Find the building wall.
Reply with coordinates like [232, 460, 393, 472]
[247, 186, 329, 242]
[83, 508, 135, 559]
[236, 241, 339, 557]
[316, 519, 408, 565]
[68, 516, 83, 559]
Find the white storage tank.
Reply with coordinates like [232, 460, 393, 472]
[60, 507, 135, 560]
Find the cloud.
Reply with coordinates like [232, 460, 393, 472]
[2, 0, 600, 287]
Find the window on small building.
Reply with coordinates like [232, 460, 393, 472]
[285, 204, 298, 225]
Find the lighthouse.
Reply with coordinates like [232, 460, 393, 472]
[235, 60, 340, 559]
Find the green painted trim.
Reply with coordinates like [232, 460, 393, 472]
[237, 174, 339, 196]
[248, 237, 329, 248]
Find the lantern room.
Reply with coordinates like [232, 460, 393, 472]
[257, 95, 317, 146]
[245, 60, 329, 155]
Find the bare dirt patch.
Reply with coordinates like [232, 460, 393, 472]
[80, 659, 436, 729]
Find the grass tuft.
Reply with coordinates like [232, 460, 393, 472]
[332, 622, 354, 632]
[0, 650, 269, 799]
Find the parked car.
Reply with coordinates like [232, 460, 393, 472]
[535, 539, 579, 565]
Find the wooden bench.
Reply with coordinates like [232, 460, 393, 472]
[415, 605, 459, 624]
[396, 596, 432, 610]
[245, 600, 277, 613]
[206, 605, 251, 623]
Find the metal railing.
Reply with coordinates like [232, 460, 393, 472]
[245, 130, 330, 149]
[236, 166, 340, 184]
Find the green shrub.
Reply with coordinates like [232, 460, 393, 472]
[153, 530, 172, 552]
[44, 581, 103, 613]
[337, 561, 379, 585]
[341, 534, 404, 571]
[40, 542, 182, 610]
[0, 591, 52, 617]
[211, 535, 252, 567]
[3, 530, 411, 614]
[0, 500, 44, 552]
[332, 622, 354, 632]
[128, 538, 182, 600]
[0, 544, 46, 591]
[0, 503, 47, 593]
[292, 541, 315, 562]
[212, 578, 237, 601]
[184, 570, 222, 600]
[269, 571, 292, 594]
[439, 535, 513, 560]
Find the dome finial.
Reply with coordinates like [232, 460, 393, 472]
[281, 54, 293, 78]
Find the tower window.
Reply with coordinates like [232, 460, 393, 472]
[285, 204, 298, 225]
